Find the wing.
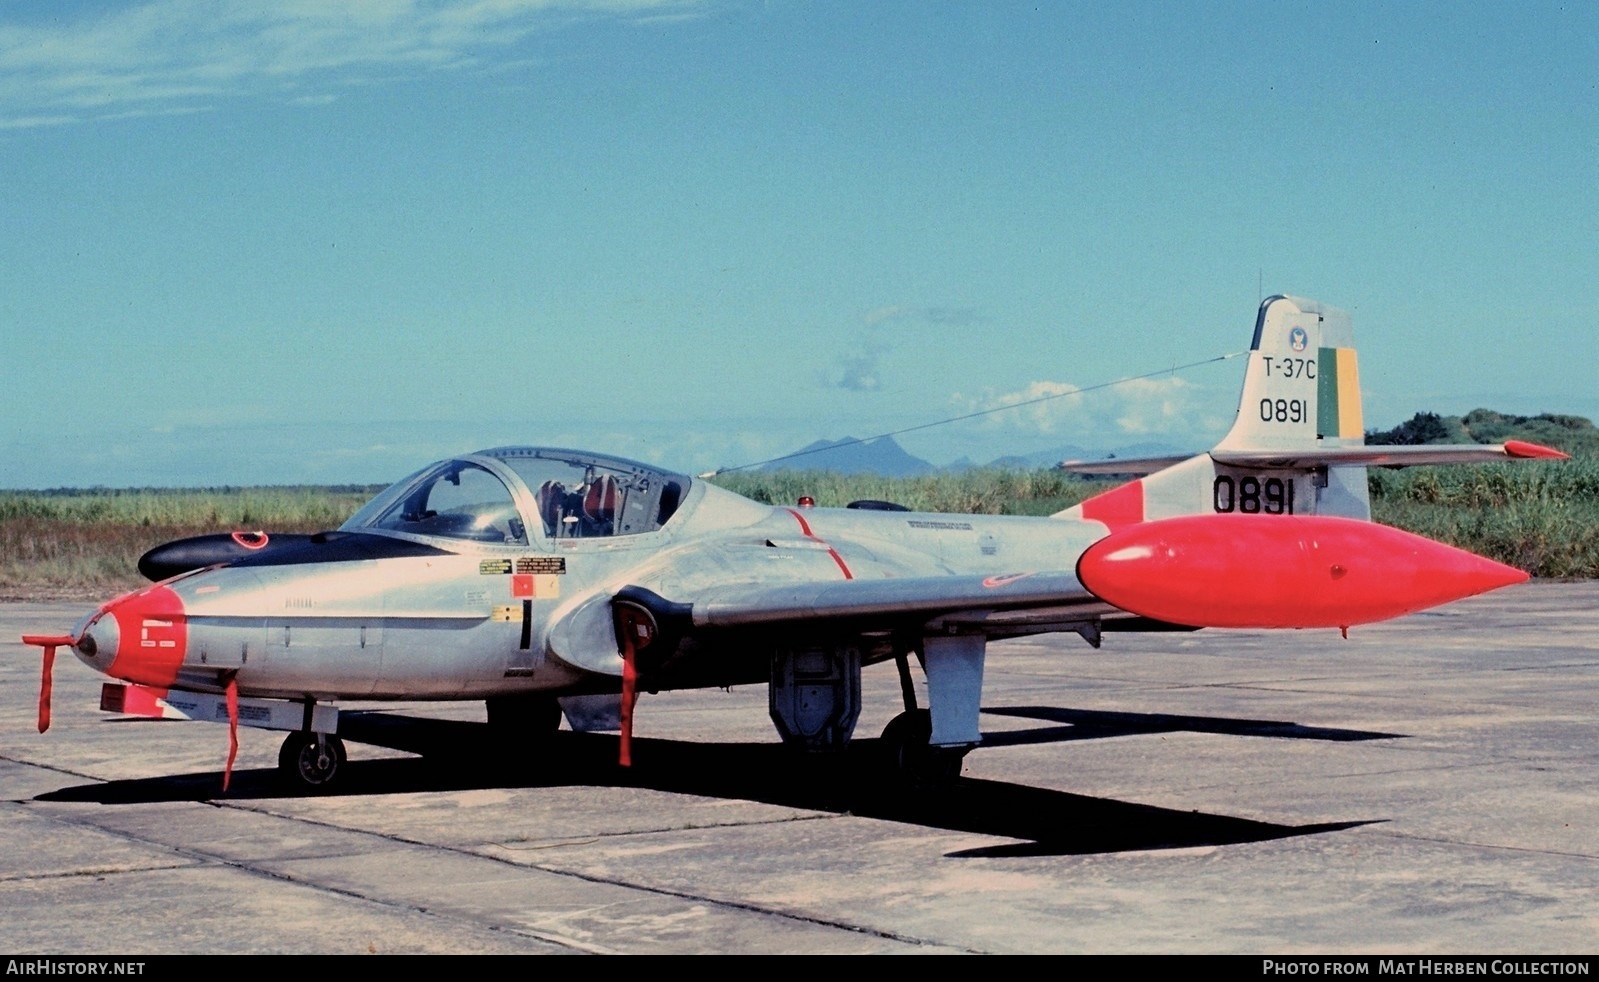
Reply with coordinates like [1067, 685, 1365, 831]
[548, 569, 1119, 680]
[670, 571, 1109, 630]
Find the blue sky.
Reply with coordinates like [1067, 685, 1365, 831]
[2, 0, 1594, 488]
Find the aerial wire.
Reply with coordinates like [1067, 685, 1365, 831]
[700, 349, 1248, 477]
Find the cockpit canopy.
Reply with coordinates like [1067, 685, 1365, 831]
[342, 447, 690, 545]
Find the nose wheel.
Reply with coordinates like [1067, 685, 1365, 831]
[278, 732, 347, 791]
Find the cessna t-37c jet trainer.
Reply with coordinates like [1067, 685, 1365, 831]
[22, 296, 1567, 792]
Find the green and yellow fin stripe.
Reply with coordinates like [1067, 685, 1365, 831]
[1316, 347, 1363, 439]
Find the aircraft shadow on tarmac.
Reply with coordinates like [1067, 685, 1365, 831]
[37, 705, 1392, 858]
[981, 705, 1404, 745]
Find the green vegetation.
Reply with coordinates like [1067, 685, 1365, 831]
[1360, 409, 1599, 576]
[1368, 408, 1599, 457]
[1368, 458, 1599, 578]
[4, 411, 1595, 599]
[0, 487, 378, 599]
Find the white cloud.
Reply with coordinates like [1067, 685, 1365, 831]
[0, 0, 708, 127]
[952, 375, 1231, 445]
[1108, 377, 1207, 435]
[962, 380, 1086, 433]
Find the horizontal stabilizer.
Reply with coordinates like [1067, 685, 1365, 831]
[1062, 439, 1567, 476]
[1212, 440, 1569, 469]
[1059, 454, 1192, 476]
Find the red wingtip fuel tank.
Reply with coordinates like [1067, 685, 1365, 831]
[1077, 514, 1528, 630]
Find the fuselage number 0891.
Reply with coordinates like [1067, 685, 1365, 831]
[1213, 476, 1295, 515]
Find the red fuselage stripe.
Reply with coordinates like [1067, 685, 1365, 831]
[784, 508, 855, 580]
[1079, 479, 1146, 530]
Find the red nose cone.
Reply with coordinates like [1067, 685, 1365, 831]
[100, 584, 189, 687]
[1077, 515, 1528, 629]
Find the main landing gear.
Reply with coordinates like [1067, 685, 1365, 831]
[278, 731, 347, 790]
[875, 649, 973, 790]
[767, 642, 977, 790]
[878, 708, 969, 790]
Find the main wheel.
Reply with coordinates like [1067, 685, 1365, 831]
[278, 732, 347, 791]
[879, 709, 967, 790]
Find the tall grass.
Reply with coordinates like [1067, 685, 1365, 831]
[1368, 458, 1599, 577]
[0, 486, 378, 527]
[0, 487, 376, 599]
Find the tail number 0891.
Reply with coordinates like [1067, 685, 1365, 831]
[1213, 476, 1295, 515]
[1260, 398, 1307, 424]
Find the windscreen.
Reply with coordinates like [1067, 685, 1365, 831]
[344, 460, 528, 545]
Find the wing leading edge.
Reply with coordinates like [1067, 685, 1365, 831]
[675, 570, 1107, 628]
[599, 570, 1119, 661]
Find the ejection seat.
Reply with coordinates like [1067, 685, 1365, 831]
[582, 475, 618, 536]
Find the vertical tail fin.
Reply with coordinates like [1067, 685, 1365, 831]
[1215, 295, 1363, 453]
[1060, 295, 1372, 526]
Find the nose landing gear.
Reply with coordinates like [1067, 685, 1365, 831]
[278, 731, 347, 791]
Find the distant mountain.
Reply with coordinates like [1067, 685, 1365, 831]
[763, 437, 937, 476]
